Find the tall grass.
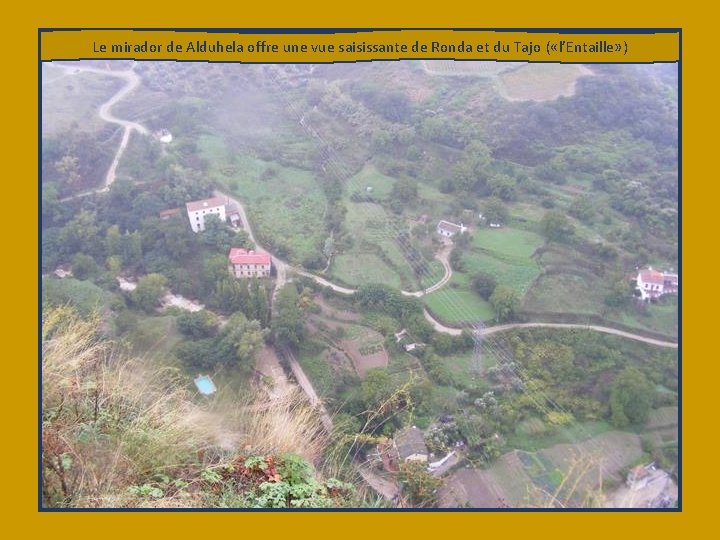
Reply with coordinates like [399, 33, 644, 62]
[41, 307, 334, 508]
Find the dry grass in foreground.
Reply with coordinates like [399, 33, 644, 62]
[41, 306, 350, 508]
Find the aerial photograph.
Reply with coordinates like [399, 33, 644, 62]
[40, 58, 679, 509]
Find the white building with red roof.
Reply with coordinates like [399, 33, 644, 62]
[228, 248, 272, 278]
[636, 267, 678, 300]
[186, 196, 227, 232]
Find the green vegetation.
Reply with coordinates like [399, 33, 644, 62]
[42, 277, 115, 316]
[201, 139, 328, 265]
[42, 61, 678, 508]
[398, 461, 442, 507]
[424, 274, 495, 324]
[332, 253, 401, 289]
[331, 200, 417, 288]
[42, 307, 358, 508]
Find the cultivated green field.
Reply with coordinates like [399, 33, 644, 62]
[331, 200, 418, 289]
[461, 251, 540, 296]
[523, 272, 604, 314]
[424, 273, 496, 324]
[200, 135, 328, 264]
[506, 419, 614, 452]
[459, 227, 543, 297]
[347, 164, 396, 199]
[445, 429, 643, 508]
[296, 346, 335, 398]
[332, 254, 401, 289]
[471, 228, 544, 259]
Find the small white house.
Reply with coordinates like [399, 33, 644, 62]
[636, 267, 678, 300]
[186, 196, 226, 233]
[437, 220, 467, 238]
[158, 129, 173, 143]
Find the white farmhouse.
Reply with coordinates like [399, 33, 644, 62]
[186, 196, 226, 233]
[436, 220, 467, 238]
[636, 267, 679, 300]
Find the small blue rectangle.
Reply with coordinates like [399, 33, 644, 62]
[194, 375, 217, 395]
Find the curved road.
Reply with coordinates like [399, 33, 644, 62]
[215, 189, 452, 298]
[51, 68, 676, 351]
[217, 187, 677, 348]
[481, 322, 678, 348]
[55, 62, 148, 198]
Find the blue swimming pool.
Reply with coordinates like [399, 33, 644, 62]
[193, 375, 217, 395]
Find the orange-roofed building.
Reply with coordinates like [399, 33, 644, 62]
[636, 267, 678, 300]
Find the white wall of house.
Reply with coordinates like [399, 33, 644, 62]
[232, 263, 271, 278]
[188, 204, 226, 232]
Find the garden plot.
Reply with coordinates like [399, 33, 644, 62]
[498, 64, 593, 102]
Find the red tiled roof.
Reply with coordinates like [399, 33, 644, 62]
[159, 208, 181, 218]
[639, 269, 664, 285]
[228, 248, 271, 265]
[630, 465, 650, 479]
[186, 196, 226, 213]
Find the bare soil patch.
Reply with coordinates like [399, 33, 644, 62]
[498, 64, 593, 102]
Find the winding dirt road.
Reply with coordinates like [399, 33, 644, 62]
[215, 191, 677, 348]
[51, 68, 677, 350]
[55, 62, 148, 198]
[481, 323, 678, 348]
[214, 190, 452, 298]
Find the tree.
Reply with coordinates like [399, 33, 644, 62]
[354, 283, 422, 322]
[220, 313, 267, 366]
[176, 310, 219, 339]
[398, 461, 442, 507]
[59, 210, 101, 256]
[202, 254, 232, 295]
[481, 197, 509, 225]
[271, 285, 305, 348]
[541, 210, 575, 242]
[201, 214, 235, 251]
[123, 231, 144, 268]
[390, 178, 419, 205]
[605, 278, 632, 308]
[71, 253, 99, 280]
[487, 173, 517, 201]
[131, 273, 167, 312]
[105, 225, 123, 260]
[489, 285, 519, 322]
[54, 154, 81, 186]
[610, 366, 655, 427]
[472, 271, 498, 300]
[453, 141, 492, 192]
[456, 414, 493, 450]
[360, 368, 396, 412]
